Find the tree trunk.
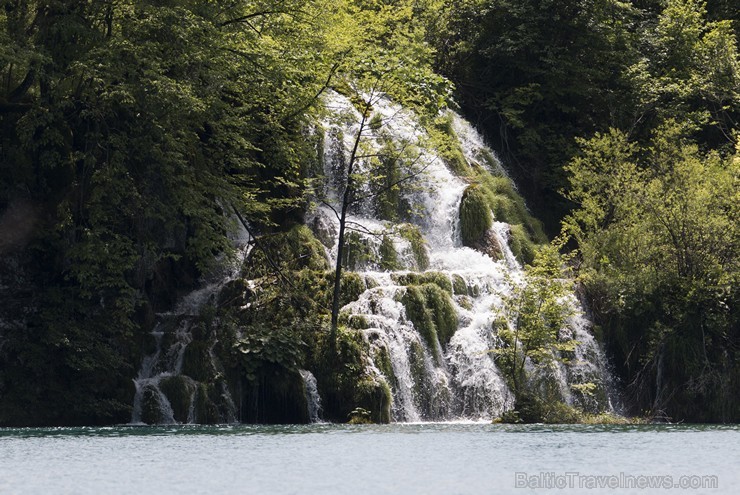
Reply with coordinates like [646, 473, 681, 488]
[329, 102, 370, 352]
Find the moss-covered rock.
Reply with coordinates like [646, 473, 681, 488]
[472, 230, 504, 261]
[339, 271, 366, 307]
[429, 113, 471, 176]
[379, 235, 401, 270]
[391, 271, 452, 294]
[420, 284, 458, 346]
[460, 185, 493, 246]
[354, 378, 392, 424]
[140, 385, 165, 425]
[455, 294, 473, 310]
[407, 339, 434, 416]
[509, 224, 537, 265]
[399, 224, 429, 270]
[159, 376, 195, 423]
[308, 327, 377, 423]
[421, 272, 452, 294]
[341, 313, 370, 330]
[452, 274, 468, 296]
[373, 345, 398, 391]
[245, 225, 329, 278]
[401, 285, 439, 359]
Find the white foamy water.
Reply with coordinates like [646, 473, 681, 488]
[310, 91, 614, 421]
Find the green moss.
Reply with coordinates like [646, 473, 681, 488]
[401, 285, 439, 359]
[459, 185, 493, 246]
[470, 284, 481, 297]
[429, 114, 471, 176]
[140, 385, 164, 424]
[342, 313, 370, 330]
[308, 326, 376, 423]
[391, 272, 421, 286]
[478, 148, 503, 173]
[379, 235, 400, 271]
[477, 170, 546, 241]
[245, 225, 329, 278]
[365, 275, 379, 290]
[509, 224, 538, 265]
[454, 162, 546, 263]
[407, 339, 434, 415]
[339, 271, 365, 307]
[392, 272, 452, 294]
[442, 146, 470, 176]
[343, 232, 375, 270]
[354, 378, 392, 424]
[420, 272, 452, 294]
[399, 224, 429, 270]
[452, 274, 467, 296]
[373, 345, 397, 390]
[348, 407, 373, 424]
[455, 295, 473, 310]
[420, 284, 458, 346]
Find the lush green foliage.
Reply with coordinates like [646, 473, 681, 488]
[563, 125, 739, 421]
[494, 242, 577, 394]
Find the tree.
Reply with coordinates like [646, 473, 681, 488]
[626, 0, 740, 147]
[563, 124, 739, 421]
[494, 240, 577, 397]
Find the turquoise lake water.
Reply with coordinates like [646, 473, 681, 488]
[0, 423, 737, 494]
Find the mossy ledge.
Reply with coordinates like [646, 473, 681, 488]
[400, 283, 458, 360]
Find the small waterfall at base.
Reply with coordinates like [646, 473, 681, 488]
[308, 91, 615, 422]
[300, 370, 323, 423]
[129, 221, 252, 425]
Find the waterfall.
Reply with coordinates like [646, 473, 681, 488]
[129, 219, 252, 425]
[129, 90, 615, 424]
[310, 91, 614, 421]
[300, 370, 323, 423]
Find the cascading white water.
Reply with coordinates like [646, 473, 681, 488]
[310, 91, 614, 421]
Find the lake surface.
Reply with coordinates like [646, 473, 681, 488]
[0, 423, 737, 494]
